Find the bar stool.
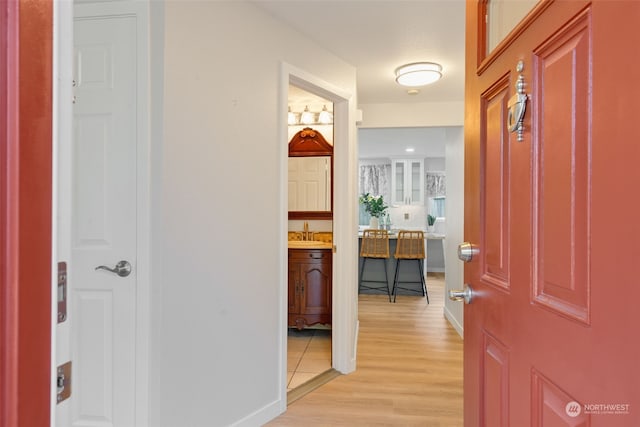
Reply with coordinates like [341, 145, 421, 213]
[359, 229, 391, 302]
[392, 230, 428, 303]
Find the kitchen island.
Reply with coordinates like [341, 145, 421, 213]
[358, 230, 445, 296]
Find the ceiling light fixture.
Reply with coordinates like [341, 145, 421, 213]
[395, 62, 442, 87]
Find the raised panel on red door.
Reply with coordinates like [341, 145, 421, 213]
[465, 1, 640, 426]
[473, 55, 514, 427]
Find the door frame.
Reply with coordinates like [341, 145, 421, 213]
[1, 1, 53, 425]
[279, 62, 359, 402]
[53, 1, 151, 425]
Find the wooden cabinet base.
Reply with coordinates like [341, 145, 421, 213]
[289, 314, 331, 331]
[288, 248, 332, 330]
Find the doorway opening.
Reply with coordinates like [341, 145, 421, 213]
[286, 84, 334, 395]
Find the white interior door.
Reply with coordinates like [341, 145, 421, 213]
[70, 13, 137, 427]
[288, 157, 329, 211]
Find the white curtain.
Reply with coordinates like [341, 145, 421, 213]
[359, 164, 391, 197]
[425, 172, 446, 196]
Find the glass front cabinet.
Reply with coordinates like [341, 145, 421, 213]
[391, 159, 424, 205]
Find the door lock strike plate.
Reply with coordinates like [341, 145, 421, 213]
[56, 361, 72, 404]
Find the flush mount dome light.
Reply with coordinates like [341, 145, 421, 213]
[395, 62, 442, 87]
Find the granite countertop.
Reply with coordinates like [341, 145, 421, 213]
[288, 240, 333, 249]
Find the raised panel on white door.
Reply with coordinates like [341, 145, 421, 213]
[288, 181, 299, 211]
[288, 157, 328, 211]
[302, 180, 321, 210]
[72, 14, 137, 427]
[74, 114, 112, 247]
[74, 290, 114, 422]
[288, 157, 300, 210]
[301, 157, 327, 210]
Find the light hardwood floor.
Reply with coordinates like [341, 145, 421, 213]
[268, 274, 463, 426]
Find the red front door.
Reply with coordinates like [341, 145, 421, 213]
[464, 1, 640, 425]
[1, 0, 53, 425]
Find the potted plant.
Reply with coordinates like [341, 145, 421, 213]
[359, 193, 388, 229]
[427, 214, 436, 232]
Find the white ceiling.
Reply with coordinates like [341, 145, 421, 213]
[254, 0, 466, 105]
[358, 127, 446, 159]
[260, 0, 466, 158]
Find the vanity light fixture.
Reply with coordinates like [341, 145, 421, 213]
[318, 105, 333, 124]
[395, 62, 442, 87]
[300, 106, 314, 125]
[288, 106, 297, 125]
[405, 147, 415, 153]
[288, 105, 334, 126]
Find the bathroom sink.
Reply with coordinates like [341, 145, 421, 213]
[288, 240, 332, 249]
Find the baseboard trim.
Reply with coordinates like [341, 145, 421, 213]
[287, 369, 342, 405]
[444, 305, 463, 338]
[229, 396, 284, 427]
[353, 319, 359, 365]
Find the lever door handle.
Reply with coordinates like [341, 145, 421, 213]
[95, 260, 132, 277]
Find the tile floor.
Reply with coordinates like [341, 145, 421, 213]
[287, 328, 332, 391]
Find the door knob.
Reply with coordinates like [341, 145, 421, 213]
[457, 242, 479, 262]
[95, 260, 132, 277]
[448, 284, 474, 304]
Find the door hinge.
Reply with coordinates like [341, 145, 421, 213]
[56, 361, 72, 404]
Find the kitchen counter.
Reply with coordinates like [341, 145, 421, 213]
[358, 229, 444, 240]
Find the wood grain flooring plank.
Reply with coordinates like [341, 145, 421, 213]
[268, 275, 463, 426]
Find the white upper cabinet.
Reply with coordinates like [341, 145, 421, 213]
[391, 159, 424, 205]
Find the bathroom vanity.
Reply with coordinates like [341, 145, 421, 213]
[288, 244, 332, 330]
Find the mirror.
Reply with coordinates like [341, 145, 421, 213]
[289, 156, 331, 211]
[288, 127, 333, 219]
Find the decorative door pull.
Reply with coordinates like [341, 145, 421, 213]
[507, 60, 528, 142]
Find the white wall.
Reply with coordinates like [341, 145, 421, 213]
[359, 101, 464, 128]
[424, 157, 445, 171]
[443, 127, 464, 337]
[151, 2, 356, 426]
[358, 127, 446, 158]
